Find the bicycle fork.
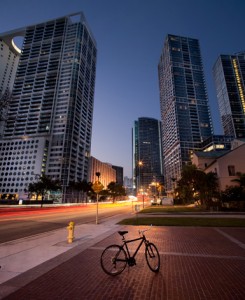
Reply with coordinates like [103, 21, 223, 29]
[146, 243, 156, 258]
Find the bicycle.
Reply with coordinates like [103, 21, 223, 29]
[100, 228, 160, 276]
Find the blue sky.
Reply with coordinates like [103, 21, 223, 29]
[1, 0, 245, 177]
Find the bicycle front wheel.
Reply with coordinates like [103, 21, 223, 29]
[145, 243, 160, 272]
[100, 245, 127, 276]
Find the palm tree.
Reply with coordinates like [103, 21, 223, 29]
[79, 180, 93, 202]
[67, 180, 93, 203]
[28, 175, 61, 207]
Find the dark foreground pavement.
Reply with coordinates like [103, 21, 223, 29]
[1, 226, 245, 300]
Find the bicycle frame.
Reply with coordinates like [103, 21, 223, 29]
[100, 228, 160, 276]
[121, 234, 148, 263]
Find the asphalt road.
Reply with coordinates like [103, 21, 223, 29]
[0, 203, 134, 243]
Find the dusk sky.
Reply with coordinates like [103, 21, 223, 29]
[1, 0, 245, 177]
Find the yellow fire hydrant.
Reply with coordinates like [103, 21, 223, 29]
[67, 221, 75, 243]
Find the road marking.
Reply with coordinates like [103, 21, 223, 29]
[90, 246, 245, 260]
[215, 228, 245, 250]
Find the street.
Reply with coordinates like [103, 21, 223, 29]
[0, 203, 134, 243]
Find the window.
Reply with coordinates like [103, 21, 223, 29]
[228, 165, 235, 176]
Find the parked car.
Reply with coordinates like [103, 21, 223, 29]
[151, 198, 162, 205]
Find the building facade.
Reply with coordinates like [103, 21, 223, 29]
[158, 34, 213, 192]
[0, 37, 20, 136]
[88, 156, 116, 189]
[132, 117, 163, 195]
[192, 139, 245, 191]
[112, 165, 123, 186]
[213, 52, 245, 138]
[0, 137, 48, 199]
[0, 12, 97, 200]
[123, 176, 133, 195]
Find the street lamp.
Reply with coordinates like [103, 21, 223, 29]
[137, 161, 143, 194]
[138, 161, 145, 208]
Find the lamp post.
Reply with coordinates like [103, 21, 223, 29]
[61, 157, 69, 203]
[93, 172, 103, 224]
[138, 161, 144, 208]
[137, 161, 143, 194]
[171, 177, 176, 199]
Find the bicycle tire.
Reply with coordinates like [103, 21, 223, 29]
[145, 243, 160, 272]
[100, 244, 127, 276]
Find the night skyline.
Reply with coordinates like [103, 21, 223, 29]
[1, 0, 245, 177]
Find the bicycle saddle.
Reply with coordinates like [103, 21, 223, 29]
[118, 231, 128, 236]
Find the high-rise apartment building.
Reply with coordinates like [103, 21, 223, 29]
[0, 12, 97, 200]
[0, 37, 20, 136]
[158, 34, 213, 192]
[0, 37, 19, 95]
[213, 52, 245, 138]
[132, 117, 163, 194]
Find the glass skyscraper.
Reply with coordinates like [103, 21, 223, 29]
[213, 52, 245, 138]
[158, 34, 213, 192]
[0, 13, 97, 201]
[132, 117, 163, 195]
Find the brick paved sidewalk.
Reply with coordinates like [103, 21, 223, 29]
[2, 226, 245, 300]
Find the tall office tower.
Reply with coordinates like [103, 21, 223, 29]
[0, 38, 20, 136]
[132, 117, 163, 195]
[0, 12, 97, 201]
[213, 52, 245, 138]
[112, 165, 124, 186]
[158, 34, 213, 192]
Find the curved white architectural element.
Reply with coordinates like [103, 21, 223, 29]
[0, 28, 25, 55]
[11, 38, 21, 54]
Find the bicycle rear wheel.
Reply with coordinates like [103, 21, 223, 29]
[100, 244, 127, 276]
[145, 243, 160, 272]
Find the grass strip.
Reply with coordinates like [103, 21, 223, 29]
[140, 205, 206, 213]
[118, 217, 245, 227]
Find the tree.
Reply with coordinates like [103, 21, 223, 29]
[175, 164, 198, 204]
[221, 186, 244, 202]
[231, 172, 245, 189]
[67, 180, 94, 203]
[28, 175, 61, 207]
[221, 172, 245, 211]
[77, 180, 93, 202]
[175, 164, 219, 207]
[107, 182, 126, 202]
[197, 171, 219, 208]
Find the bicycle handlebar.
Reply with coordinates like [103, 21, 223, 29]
[138, 225, 152, 236]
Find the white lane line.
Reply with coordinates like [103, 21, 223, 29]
[215, 228, 245, 250]
[90, 246, 245, 260]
